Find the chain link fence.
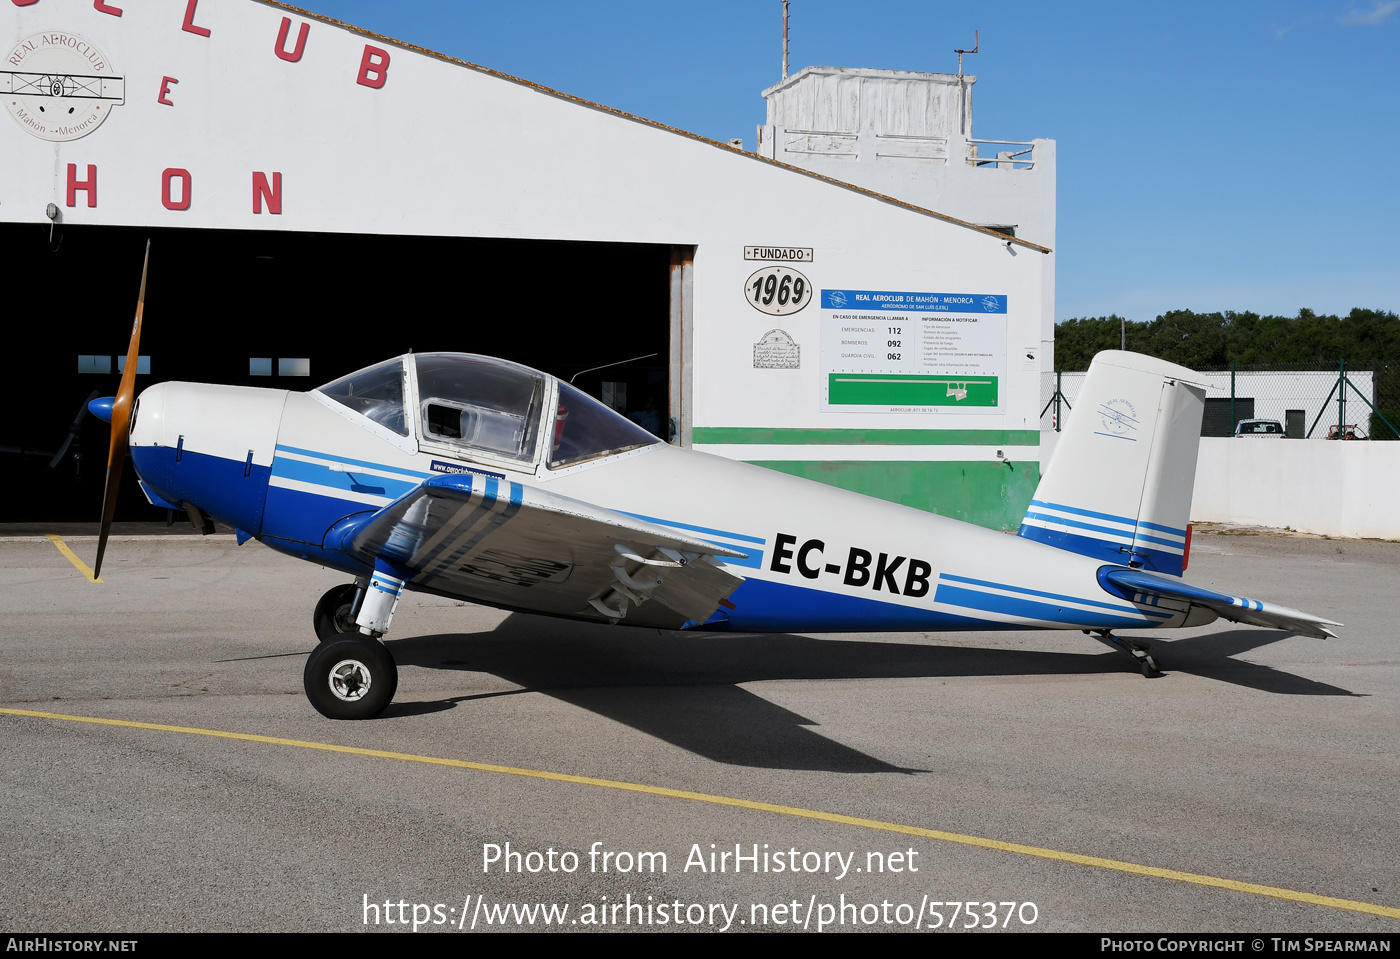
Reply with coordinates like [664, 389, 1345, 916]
[1041, 362, 1400, 440]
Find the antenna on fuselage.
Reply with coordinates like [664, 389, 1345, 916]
[568, 353, 659, 384]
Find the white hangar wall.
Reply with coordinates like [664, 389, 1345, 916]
[2, 0, 1048, 529]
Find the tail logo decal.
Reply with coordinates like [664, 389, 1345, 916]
[1096, 398, 1139, 441]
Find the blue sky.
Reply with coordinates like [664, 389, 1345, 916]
[296, 1, 1399, 323]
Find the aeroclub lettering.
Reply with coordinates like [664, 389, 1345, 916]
[57, 165, 284, 214]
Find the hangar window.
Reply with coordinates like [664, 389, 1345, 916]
[548, 381, 660, 470]
[116, 355, 151, 374]
[415, 353, 545, 464]
[318, 357, 409, 436]
[602, 381, 627, 411]
[78, 355, 111, 374]
[279, 358, 311, 376]
[250, 358, 273, 376]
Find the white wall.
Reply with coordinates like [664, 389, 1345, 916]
[1192, 438, 1400, 539]
[2, 0, 1047, 450]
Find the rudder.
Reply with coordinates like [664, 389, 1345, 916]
[1020, 351, 1207, 575]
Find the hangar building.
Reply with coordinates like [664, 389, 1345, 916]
[3, 0, 1053, 529]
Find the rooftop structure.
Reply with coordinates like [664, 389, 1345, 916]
[758, 66, 1056, 367]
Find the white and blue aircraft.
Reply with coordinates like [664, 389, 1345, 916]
[91, 249, 1339, 719]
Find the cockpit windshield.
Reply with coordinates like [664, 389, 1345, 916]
[319, 354, 658, 468]
[548, 381, 661, 469]
[317, 358, 408, 436]
[415, 353, 545, 463]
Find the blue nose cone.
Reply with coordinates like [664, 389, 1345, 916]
[88, 397, 116, 423]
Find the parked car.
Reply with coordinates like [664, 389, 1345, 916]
[1234, 418, 1284, 437]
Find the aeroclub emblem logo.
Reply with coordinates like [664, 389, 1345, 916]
[4, 31, 125, 141]
[1098, 397, 1140, 440]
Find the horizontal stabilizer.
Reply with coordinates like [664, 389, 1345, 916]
[1099, 567, 1341, 639]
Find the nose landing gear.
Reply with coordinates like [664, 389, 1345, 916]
[305, 579, 398, 719]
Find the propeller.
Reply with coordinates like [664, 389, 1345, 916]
[93, 240, 150, 580]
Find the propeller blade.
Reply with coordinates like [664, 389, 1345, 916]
[47, 389, 101, 470]
[94, 240, 150, 579]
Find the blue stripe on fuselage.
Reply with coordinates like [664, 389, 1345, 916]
[271, 455, 417, 499]
[273, 444, 432, 480]
[717, 577, 998, 632]
[619, 511, 767, 545]
[936, 572, 1173, 619]
[1017, 525, 1185, 576]
[263, 483, 374, 548]
[617, 511, 763, 568]
[934, 583, 1162, 628]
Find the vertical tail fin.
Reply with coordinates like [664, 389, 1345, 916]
[1020, 351, 1207, 575]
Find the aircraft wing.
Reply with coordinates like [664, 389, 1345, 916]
[1099, 567, 1341, 639]
[337, 472, 746, 628]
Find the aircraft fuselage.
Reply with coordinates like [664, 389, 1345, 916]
[128, 378, 1202, 636]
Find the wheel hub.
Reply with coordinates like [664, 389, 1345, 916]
[334, 603, 358, 634]
[328, 659, 372, 701]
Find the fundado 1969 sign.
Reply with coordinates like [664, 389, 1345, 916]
[745, 265, 811, 317]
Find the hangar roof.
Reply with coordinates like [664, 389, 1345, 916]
[287, 5, 1047, 253]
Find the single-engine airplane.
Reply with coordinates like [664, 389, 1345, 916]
[90, 245, 1339, 719]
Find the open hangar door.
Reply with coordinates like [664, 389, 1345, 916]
[4, 223, 674, 523]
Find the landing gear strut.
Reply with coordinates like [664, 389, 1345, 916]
[305, 571, 404, 718]
[304, 634, 398, 720]
[1089, 629, 1161, 677]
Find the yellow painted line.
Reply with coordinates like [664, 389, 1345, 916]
[3, 706, 1397, 923]
[45, 535, 102, 583]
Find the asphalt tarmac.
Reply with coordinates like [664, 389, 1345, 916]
[2, 528, 1397, 934]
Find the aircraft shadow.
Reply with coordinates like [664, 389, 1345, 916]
[380, 615, 1357, 772]
[1140, 628, 1361, 697]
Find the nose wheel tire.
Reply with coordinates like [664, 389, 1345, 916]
[313, 583, 363, 641]
[304, 635, 397, 720]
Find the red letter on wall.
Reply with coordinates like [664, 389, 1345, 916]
[158, 77, 178, 106]
[67, 164, 97, 208]
[275, 17, 309, 62]
[357, 45, 390, 88]
[181, 0, 210, 37]
[93, 0, 123, 16]
[12, 1, 40, 7]
[162, 168, 192, 211]
[253, 172, 282, 214]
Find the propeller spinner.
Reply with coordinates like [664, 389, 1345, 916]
[93, 240, 150, 580]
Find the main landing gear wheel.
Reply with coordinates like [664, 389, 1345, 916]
[313, 583, 362, 641]
[304, 635, 397, 720]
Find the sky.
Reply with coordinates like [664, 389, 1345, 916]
[295, 1, 1399, 324]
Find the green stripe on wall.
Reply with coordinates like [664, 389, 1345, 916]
[693, 427, 1040, 446]
[748, 459, 1040, 531]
